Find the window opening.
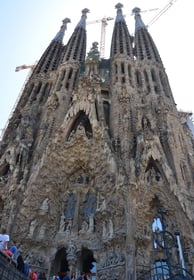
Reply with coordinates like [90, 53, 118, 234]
[152, 217, 163, 248]
[121, 63, 125, 74]
[64, 193, 76, 219]
[154, 260, 170, 279]
[103, 101, 110, 128]
[135, 70, 142, 87]
[151, 69, 156, 82]
[115, 63, 118, 74]
[128, 65, 131, 77]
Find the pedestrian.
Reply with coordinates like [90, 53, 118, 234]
[0, 228, 10, 251]
[9, 240, 18, 260]
[30, 270, 38, 280]
[63, 271, 70, 280]
[17, 254, 25, 273]
[76, 272, 85, 280]
[38, 271, 47, 279]
[24, 262, 30, 277]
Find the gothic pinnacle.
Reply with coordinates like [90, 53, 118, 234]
[132, 7, 146, 31]
[54, 17, 71, 41]
[115, 3, 125, 22]
[76, 8, 90, 29]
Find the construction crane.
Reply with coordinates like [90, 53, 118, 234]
[146, 0, 178, 27]
[15, 2, 175, 63]
[15, 64, 35, 72]
[87, 17, 114, 58]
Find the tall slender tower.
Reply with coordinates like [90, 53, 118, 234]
[0, 4, 194, 280]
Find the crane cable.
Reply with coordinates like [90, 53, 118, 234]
[147, 0, 178, 27]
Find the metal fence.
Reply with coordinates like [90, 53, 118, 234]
[137, 264, 194, 280]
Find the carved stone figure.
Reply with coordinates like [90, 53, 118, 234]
[79, 220, 88, 234]
[59, 215, 72, 233]
[39, 198, 49, 215]
[29, 219, 37, 238]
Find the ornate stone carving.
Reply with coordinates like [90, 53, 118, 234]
[39, 198, 49, 215]
[98, 250, 125, 269]
[79, 220, 89, 234]
[145, 167, 161, 184]
[28, 219, 38, 238]
[47, 93, 59, 111]
[97, 250, 125, 280]
[102, 219, 114, 239]
[66, 241, 78, 270]
[59, 215, 73, 234]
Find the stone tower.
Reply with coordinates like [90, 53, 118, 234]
[0, 4, 194, 280]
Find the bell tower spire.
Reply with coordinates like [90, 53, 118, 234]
[133, 7, 162, 63]
[133, 7, 176, 109]
[34, 18, 71, 74]
[110, 3, 133, 58]
[62, 8, 89, 63]
[53, 8, 90, 115]
[109, 3, 136, 169]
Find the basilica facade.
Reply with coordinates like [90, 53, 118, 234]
[0, 3, 194, 279]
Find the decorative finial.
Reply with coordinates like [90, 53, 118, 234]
[86, 42, 100, 63]
[115, 3, 124, 22]
[132, 7, 146, 30]
[81, 8, 90, 19]
[115, 3, 123, 11]
[76, 8, 90, 29]
[132, 7, 141, 16]
[62, 18, 71, 26]
[60, 18, 71, 32]
[54, 18, 71, 41]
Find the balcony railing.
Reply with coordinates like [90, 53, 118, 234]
[137, 264, 194, 280]
[0, 250, 29, 280]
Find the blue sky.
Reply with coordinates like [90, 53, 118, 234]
[1, 0, 194, 135]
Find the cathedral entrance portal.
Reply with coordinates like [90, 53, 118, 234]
[50, 247, 69, 279]
[78, 247, 96, 277]
[50, 247, 96, 279]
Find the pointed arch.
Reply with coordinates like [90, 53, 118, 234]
[50, 247, 69, 278]
[66, 110, 93, 140]
[144, 156, 164, 184]
[78, 247, 96, 275]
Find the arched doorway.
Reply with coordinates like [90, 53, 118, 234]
[50, 246, 96, 279]
[50, 247, 69, 279]
[77, 247, 96, 279]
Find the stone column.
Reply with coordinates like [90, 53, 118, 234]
[66, 241, 78, 274]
